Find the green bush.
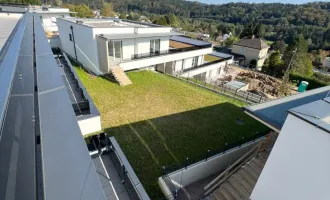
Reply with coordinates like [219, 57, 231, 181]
[289, 73, 329, 90]
[313, 72, 330, 82]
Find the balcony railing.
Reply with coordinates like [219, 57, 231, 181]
[120, 44, 212, 62]
[181, 56, 232, 73]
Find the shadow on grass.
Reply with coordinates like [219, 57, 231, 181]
[103, 103, 268, 199]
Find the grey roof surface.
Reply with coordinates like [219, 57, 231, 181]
[244, 85, 330, 131]
[288, 97, 330, 133]
[0, 13, 22, 53]
[0, 13, 36, 200]
[99, 31, 182, 40]
[33, 14, 106, 200]
[233, 38, 269, 50]
[0, 12, 107, 200]
[210, 51, 233, 59]
[170, 35, 211, 47]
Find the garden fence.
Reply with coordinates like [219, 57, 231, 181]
[161, 70, 268, 104]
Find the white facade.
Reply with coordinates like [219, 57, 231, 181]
[251, 113, 330, 200]
[35, 8, 71, 32]
[57, 18, 223, 79]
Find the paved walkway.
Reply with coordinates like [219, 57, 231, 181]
[93, 153, 131, 200]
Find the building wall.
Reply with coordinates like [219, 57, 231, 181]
[251, 114, 330, 200]
[96, 36, 109, 73]
[39, 13, 70, 32]
[164, 138, 262, 187]
[57, 19, 103, 74]
[0, 5, 27, 13]
[232, 45, 269, 69]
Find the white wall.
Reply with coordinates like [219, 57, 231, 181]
[175, 60, 183, 71]
[58, 19, 103, 74]
[77, 115, 102, 136]
[167, 139, 262, 187]
[251, 114, 330, 200]
[183, 58, 193, 69]
[135, 27, 172, 34]
[40, 13, 70, 32]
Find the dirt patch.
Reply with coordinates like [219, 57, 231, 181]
[218, 66, 297, 99]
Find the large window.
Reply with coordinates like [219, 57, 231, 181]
[150, 39, 160, 55]
[192, 56, 199, 67]
[108, 40, 122, 60]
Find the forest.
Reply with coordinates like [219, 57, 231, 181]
[52, 0, 330, 50]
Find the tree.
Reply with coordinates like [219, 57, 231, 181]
[119, 13, 127, 19]
[264, 51, 285, 76]
[283, 35, 311, 76]
[127, 12, 140, 21]
[250, 59, 257, 68]
[168, 13, 179, 27]
[254, 24, 265, 38]
[224, 35, 239, 47]
[271, 40, 287, 54]
[62, 4, 94, 18]
[240, 23, 255, 38]
[101, 2, 115, 17]
[153, 16, 168, 26]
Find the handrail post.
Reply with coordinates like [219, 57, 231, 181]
[185, 157, 189, 169]
[206, 150, 210, 161]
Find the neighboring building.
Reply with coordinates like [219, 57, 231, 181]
[231, 38, 269, 70]
[57, 18, 232, 85]
[0, 3, 29, 13]
[35, 7, 73, 32]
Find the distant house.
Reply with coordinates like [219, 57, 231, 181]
[231, 38, 269, 70]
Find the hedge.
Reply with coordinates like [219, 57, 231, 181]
[289, 73, 330, 90]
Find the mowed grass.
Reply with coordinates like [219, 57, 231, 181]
[75, 68, 267, 199]
[204, 54, 222, 62]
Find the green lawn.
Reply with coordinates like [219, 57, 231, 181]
[75, 68, 267, 199]
[204, 54, 221, 62]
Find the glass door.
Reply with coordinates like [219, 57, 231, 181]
[108, 40, 122, 60]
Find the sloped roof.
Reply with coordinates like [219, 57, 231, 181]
[233, 38, 269, 50]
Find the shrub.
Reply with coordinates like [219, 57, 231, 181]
[289, 73, 329, 90]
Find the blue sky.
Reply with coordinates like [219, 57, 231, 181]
[191, 0, 330, 4]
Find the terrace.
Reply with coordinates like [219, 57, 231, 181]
[74, 68, 268, 199]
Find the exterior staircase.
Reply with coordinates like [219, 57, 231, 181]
[203, 132, 277, 200]
[205, 151, 270, 200]
[110, 66, 132, 86]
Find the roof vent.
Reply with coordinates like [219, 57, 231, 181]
[76, 20, 84, 24]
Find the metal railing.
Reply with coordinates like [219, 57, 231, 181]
[170, 72, 268, 104]
[161, 130, 270, 199]
[120, 45, 212, 62]
[181, 57, 233, 73]
[87, 134, 151, 200]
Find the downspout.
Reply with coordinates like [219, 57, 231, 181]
[70, 25, 77, 61]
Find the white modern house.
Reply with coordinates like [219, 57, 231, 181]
[35, 7, 73, 32]
[57, 18, 232, 85]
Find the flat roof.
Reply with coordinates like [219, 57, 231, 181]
[210, 51, 233, 59]
[244, 85, 330, 131]
[60, 17, 162, 28]
[0, 13, 22, 53]
[170, 35, 211, 47]
[288, 97, 330, 133]
[99, 31, 182, 40]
